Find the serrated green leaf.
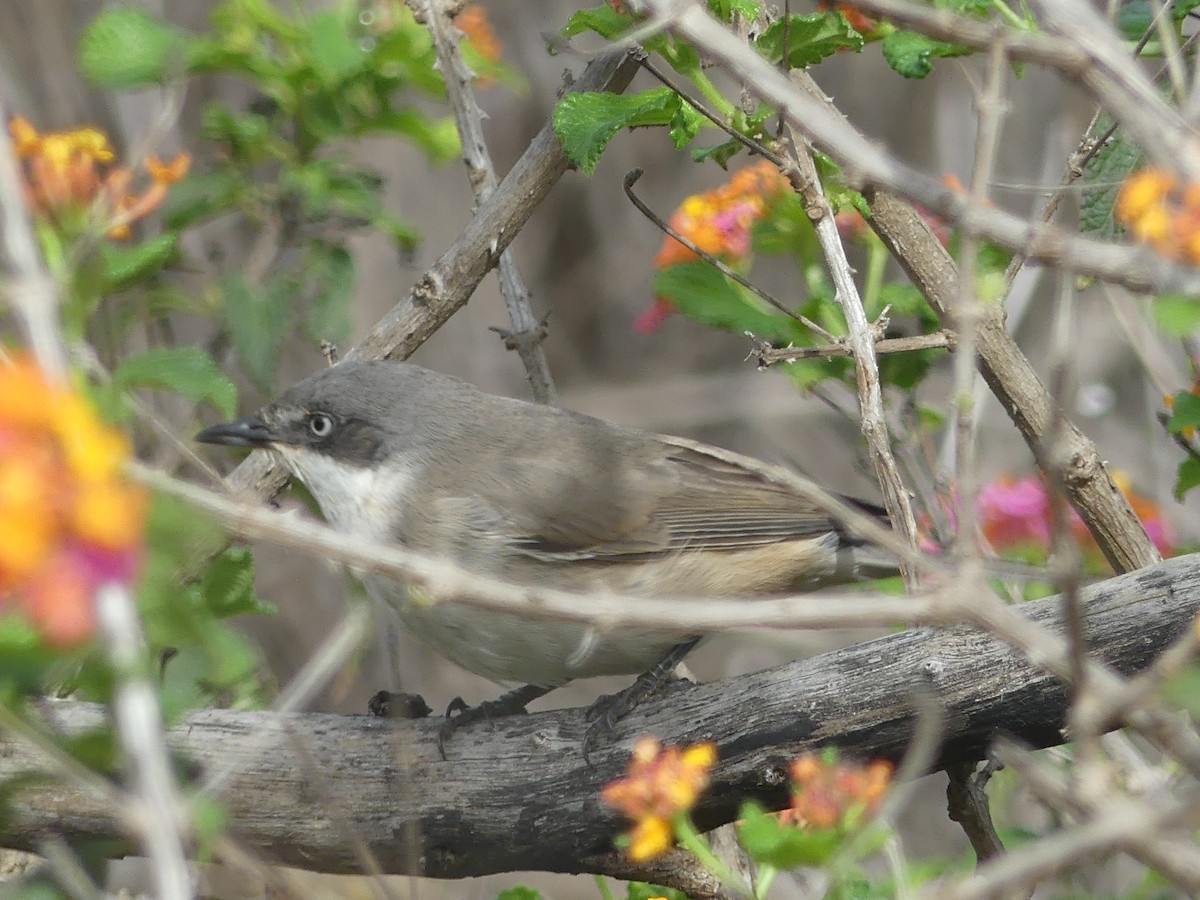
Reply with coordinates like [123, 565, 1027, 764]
[881, 31, 972, 78]
[692, 138, 745, 167]
[708, 0, 763, 20]
[1153, 295, 1200, 337]
[737, 801, 842, 867]
[1081, 118, 1143, 238]
[1168, 392, 1200, 433]
[201, 547, 274, 617]
[1176, 456, 1200, 499]
[553, 89, 678, 175]
[561, 6, 636, 40]
[653, 261, 800, 341]
[496, 887, 542, 900]
[223, 275, 290, 393]
[79, 8, 192, 87]
[756, 13, 863, 68]
[668, 102, 705, 149]
[100, 234, 179, 292]
[114, 346, 237, 418]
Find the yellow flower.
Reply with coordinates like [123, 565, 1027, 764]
[628, 816, 672, 862]
[0, 356, 145, 645]
[601, 736, 717, 861]
[8, 115, 189, 240]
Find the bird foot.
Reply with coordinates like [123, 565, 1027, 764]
[437, 683, 550, 758]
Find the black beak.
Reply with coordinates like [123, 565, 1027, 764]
[195, 416, 276, 448]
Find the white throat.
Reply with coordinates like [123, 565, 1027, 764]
[271, 446, 416, 541]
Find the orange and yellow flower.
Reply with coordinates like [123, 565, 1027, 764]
[781, 752, 893, 829]
[8, 116, 189, 241]
[601, 736, 717, 861]
[1115, 167, 1200, 266]
[0, 356, 146, 644]
[639, 161, 790, 332]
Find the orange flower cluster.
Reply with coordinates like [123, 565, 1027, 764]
[601, 736, 717, 861]
[1115, 167, 1200, 265]
[456, 5, 503, 65]
[0, 357, 146, 644]
[9, 116, 190, 240]
[639, 161, 790, 333]
[654, 161, 790, 270]
[782, 753, 893, 830]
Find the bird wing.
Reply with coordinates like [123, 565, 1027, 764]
[435, 431, 869, 564]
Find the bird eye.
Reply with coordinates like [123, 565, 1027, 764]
[308, 412, 335, 438]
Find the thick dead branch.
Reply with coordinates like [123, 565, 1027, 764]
[862, 189, 1160, 574]
[0, 555, 1196, 881]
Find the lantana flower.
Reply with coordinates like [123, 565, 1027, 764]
[9, 115, 190, 240]
[781, 751, 893, 829]
[0, 356, 146, 644]
[601, 736, 717, 861]
[1116, 167, 1200, 266]
[640, 161, 790, 333]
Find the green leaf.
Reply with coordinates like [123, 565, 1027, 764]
[881, 31, 972, 78]
[114, 346, 237, 418]
[737, 801, 842, 867]
[200, 547, 274, 617]
[1081, 117, 1143, 238]
[496, 887, 542, 900]
[553, 89, 680, 175]
[668, 102, 705, 149]
[708, 0, 763, 20]
[99, 234, 179, 292]
[625, 883, 687, 900]
[1175, 456, 1200, 500]
[223, 275, 290, 393]
[560, 6, 636, 40]
[1153, 295, 1200, 337]
[0, 617, 58, 697]
[653, 261, 801, 341]
[1167, 392, 1200, 433]
[162, 171, 245, 230]
[79, 8, 192, 87]
[307, 10, 365, 85]
[756, 13, 863, 68]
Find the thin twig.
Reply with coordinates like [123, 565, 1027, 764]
[781, 76, 921, 589]
[94, 584, 193, 899]
[745, 330, 954, 366]
[417, 0, 557, 403]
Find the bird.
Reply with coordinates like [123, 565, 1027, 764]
[196, 360, 896, 753]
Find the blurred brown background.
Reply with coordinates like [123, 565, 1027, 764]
[2, 0, 1194, 896]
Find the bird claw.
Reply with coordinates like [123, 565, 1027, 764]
[437, 693, 532, 759]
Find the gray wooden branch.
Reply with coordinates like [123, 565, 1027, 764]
[1, 555, 1197, 883]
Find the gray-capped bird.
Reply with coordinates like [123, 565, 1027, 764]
[196, 361, 896, 752]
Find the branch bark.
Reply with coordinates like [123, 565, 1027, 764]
[2, 554, 1197, 882]
[862, 189, 1161, 573]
